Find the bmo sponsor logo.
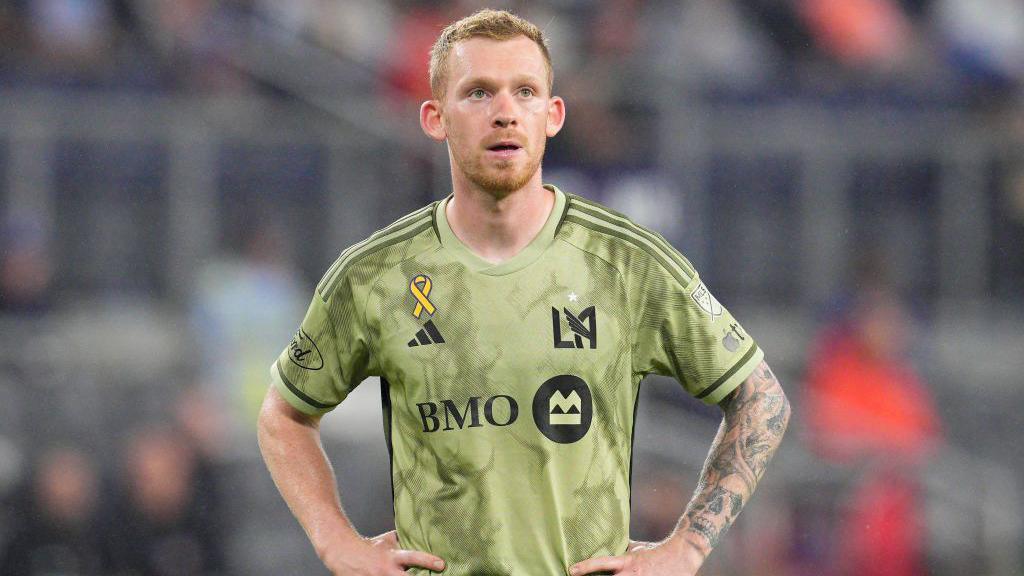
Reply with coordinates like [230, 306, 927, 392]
[414, 375, 594, 444]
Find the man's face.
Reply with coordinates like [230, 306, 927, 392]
[424, 35, 564, 197]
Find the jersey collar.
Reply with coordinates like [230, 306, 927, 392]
[435, 184, 567, 276]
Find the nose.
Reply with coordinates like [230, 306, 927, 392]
[491, 91, 518, 129]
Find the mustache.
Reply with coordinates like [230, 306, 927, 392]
[485, 131, 526, 143]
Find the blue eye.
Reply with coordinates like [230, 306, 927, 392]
[469, 89, 487, 99]
[519, 88, 534, 97]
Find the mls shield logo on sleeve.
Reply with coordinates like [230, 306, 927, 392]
[691, 282, 723, 318]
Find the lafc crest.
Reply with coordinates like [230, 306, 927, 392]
[552, 306, 597, 349]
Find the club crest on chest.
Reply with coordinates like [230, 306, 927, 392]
[552, 306, 597, 349]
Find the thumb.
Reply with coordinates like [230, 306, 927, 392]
[627, 540, 649, 552]
[372, 530, 400, 549]
[393, 549, 446, 572]
[570, 555, 625, 575]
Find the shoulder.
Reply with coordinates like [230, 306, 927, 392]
[316, 201, 441, 301]
[557, 193, 697, 286]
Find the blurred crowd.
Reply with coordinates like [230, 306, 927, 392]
[3, 0, 1023, 221]
[1, 425, 226, 575]
[1, 0, 1022, 105]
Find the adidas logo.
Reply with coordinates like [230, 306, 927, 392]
[407, 319, 446, 347]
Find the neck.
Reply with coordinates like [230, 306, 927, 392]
[446, 171, 554, 264]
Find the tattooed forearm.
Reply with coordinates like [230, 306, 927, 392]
[676, 360, 790, 556]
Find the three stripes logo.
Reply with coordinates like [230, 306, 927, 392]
[408, 319, 446, 347]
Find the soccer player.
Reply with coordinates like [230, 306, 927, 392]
[257, 9, 790, 576]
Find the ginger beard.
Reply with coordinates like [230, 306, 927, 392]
[445, 123, 545, 198]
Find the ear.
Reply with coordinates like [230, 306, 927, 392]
[545, 96, 566, 138]
[420, 100, 447, 142]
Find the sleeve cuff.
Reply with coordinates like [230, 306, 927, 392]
[695, 343, 764, 406]
[270, 361, 337, 417]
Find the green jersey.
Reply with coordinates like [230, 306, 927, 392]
[271, 185, 763, 575]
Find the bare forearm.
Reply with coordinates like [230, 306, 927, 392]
[257, 387, 360, 558]
[671, 361, 790, 558]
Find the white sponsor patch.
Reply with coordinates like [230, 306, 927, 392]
[691, 282, 723, 317]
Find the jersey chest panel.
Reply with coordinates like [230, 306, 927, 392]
[369, 246, 634, 455]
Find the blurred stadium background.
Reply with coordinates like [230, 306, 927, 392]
[1, 0, 1023, 574]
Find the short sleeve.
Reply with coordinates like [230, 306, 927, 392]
[271, 275, 373, 416]
[631, 259, 764, 405]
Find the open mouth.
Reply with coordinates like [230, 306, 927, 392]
[487, 143, 522, 152]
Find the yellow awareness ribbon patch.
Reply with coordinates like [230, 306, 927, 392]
[410, 275, 436, 318]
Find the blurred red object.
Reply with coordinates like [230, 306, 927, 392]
[840, 470, 926, 576]
[382, 7, 447, 105]
[805, 290, 940, 463]
[798, 0, 911, 66]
